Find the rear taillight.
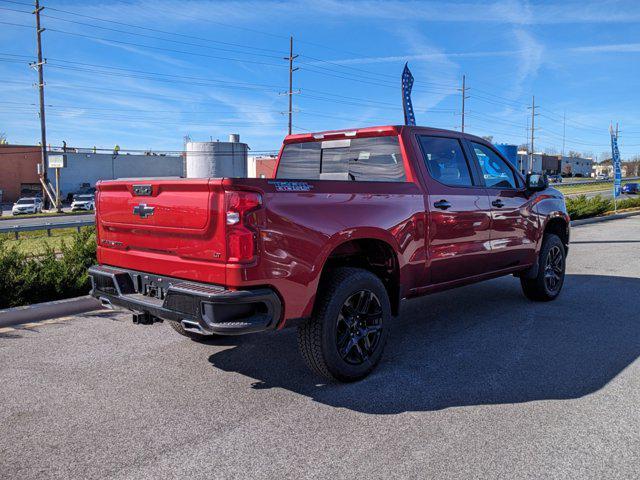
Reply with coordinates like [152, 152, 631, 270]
[225, 190, 262, 263]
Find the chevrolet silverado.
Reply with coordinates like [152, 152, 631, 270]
[89, 125, 570, 381]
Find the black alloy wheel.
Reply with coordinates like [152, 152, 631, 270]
[336, 290, 384, 365]
[520, 233, 566, 301]
[543, 245, 564, 294]
[297, 267, 391, 381]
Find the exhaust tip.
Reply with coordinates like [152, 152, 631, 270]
[180, 319, 213, 336]
[99, 297, 114, 310]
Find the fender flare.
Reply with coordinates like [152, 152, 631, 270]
[299, 227, 403, 317]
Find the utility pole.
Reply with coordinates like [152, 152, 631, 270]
[458, 74, 469, 133]
[285, 36, 298, 136]
[527, 95, 538, 172]
[33, 0, 49, 207]
[562, 111, 566, 157]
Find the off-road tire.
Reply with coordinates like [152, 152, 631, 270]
[520, 233, 566, 301]
[297, 267, 391, 382]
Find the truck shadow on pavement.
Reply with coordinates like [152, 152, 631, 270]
[207, 274, 640, 414]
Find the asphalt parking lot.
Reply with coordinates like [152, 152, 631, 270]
[1, 217, 639, 479]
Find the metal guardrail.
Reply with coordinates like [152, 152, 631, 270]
[0, 219, 95, 239]
[559, 176, 639, 187]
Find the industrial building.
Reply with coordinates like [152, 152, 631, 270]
[560, 156, 594, 177]
[1, 134, 251, 205]
[46, 150, 183, 200]
[0, 144, 41, 203]
[516, 152, 594, 177]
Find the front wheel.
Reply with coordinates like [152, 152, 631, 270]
[297, 267, 391, 382]
[520, 233, 566, 301]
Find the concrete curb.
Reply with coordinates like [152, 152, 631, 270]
[0, 295, 103, 329]
[571, 210, 640, 226]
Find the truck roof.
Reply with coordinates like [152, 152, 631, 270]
[283, 125, 491, 145]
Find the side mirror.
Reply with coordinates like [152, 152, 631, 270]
[526, 172, 548, 192]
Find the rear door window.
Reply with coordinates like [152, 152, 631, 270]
[417, 136, 474, 187]
[276, 136, 406, 182]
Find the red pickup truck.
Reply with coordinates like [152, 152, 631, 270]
[89, 125, 569, 381]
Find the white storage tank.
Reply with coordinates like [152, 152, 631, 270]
[185, 134, 248, 178]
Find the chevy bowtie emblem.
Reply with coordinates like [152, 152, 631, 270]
[133, 204, 155, 218]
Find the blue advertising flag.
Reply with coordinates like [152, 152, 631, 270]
[611, 131, 622, 197]
[401, 63, 416, 126]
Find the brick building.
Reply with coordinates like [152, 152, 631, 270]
[248, 155, 278, 178]
[0, 145, 41, 203]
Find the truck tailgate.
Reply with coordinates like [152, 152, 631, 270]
[96, 179, 229, 284]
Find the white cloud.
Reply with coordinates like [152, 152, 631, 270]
[309, 50, 523, 66]
[511, 27, 544, 91]
[569, 43, 640, 53]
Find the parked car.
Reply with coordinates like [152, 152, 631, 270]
[621, 183, 638, 194]
[89, 125, 570, 381]
[66, 187, 97, 204]
[71, 194, 95, 211]
[548, 174, 563, 184]
[596, 173, 609, 180]
[11, 197, 43, 215]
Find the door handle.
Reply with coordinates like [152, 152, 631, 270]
[433, 199, 452, 210]
[492, 199, 505, 208]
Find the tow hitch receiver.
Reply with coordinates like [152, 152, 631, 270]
[132, 312, 163, 325]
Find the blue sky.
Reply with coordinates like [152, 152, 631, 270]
[1, 0, 640, 159]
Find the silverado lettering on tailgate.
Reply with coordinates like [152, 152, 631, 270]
[268, 181, 313, 192]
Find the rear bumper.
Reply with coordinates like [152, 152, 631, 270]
[88, 265, 282, 335]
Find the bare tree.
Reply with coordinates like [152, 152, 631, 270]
[0, 132, 7, 144]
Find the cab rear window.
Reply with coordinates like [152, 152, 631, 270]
[276, 136, 406, 182]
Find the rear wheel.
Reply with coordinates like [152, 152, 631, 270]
[520, 233, 566, 301]
[297, 267, 390, 382]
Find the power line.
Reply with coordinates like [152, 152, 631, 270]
[1, 6, 636, 153]
[0, 0, 33, 5]
[41, 27, 289, 68]
[298, 54, 455, 88]
[0, 20, 35, 29]
[3, 4, 459, 95]
[41, 5, 286, 55]
[38, 12, 286, 60]
[0, 5, 31, 14]
[299, 64, 456, 95]
[42, 57, 273, 85]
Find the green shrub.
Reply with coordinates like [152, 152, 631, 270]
[0, 228, 96, 309]
[616, 196, 640, 210]
[566, 195, 612, 220]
